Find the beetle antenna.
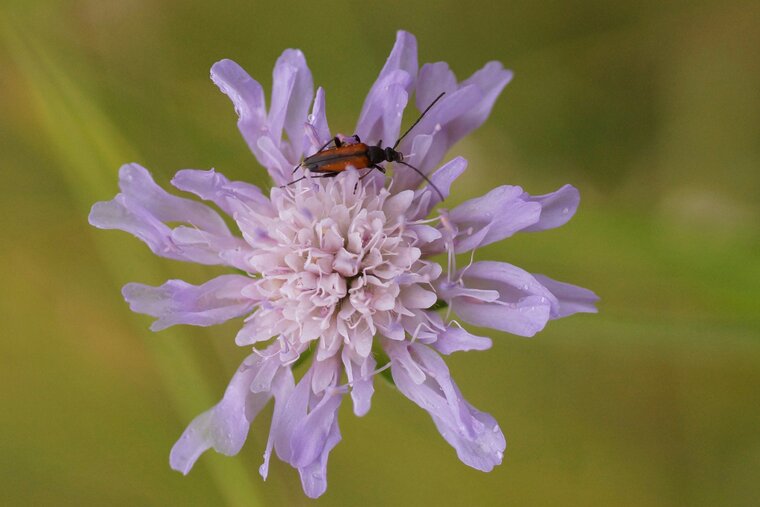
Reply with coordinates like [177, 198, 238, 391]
[281, 175, 307, 188]
[398, 161, 445, 202]
[393, 92, 445, 149]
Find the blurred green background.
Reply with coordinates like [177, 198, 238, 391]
[1, 1, 759, 505]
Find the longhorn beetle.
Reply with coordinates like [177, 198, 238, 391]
[287, 92, 446, 201]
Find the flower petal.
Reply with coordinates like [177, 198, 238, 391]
[409, 156, 468, 218]
[456, 61, 514, 142]
[357, 30, 417, 138]
[260, 366, 295, 480]
[415, 62, 458, 111]
[356, 31, 416, 145]
[522, 184, 580, 232]
[386, 340, 425, 384]
[432, 325, 493, 355]
[429, 396, 505, 472]
[89, 164, 247, 267]
[356, 75, 410, 148]
[397, 85, 480, 177]
[342, 350, 376, 417]
[117, 163, 229, 234]
[388, 342, 505, 472]
[235, 312, 278, 346]
[269, 49, 314, 162]
[210, 60, 275, 174]
[533, 274, 599, 318]
[171, 168, 271, 217]
[289, 388, 343, 468]
[268, 362, 344, 499]
[297, 416, 341, 499]
[122, 274, 255, 331]
[170, 226, 252, 271]
[305, 86, 331, 153]
[256, 136, 293, 186]
[447, 185, 541, 253]
[379, 30, 418, 89]
[449, 261, 557, 337]
[396, 61, 513, 179]
[89, 194, 173, 255]
[311, 354, 340, 394]
[400, 284, 438, 310]
[382, 189, 414, 221]
[273, 368, 312, 464]
[170, 352, 276, 474]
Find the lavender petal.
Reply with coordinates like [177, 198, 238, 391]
[169, 352, 276, 474]
[415, 62, 458, 110]
[210, 60, 276, 177]
[117, 163, 229, 234]
[448, 261, 558, 337]
[297, 417, 341, 499]
[122, 275, 256, 331]
[388, 342, 505, 472]
[409, 156, 468, 219]
[522, 184, 581, 232]
[270, 49, 314, 162]
[89, 165, 246, 267]
[432, 325, 493, 355]
[260, 366, 295, 480]
[305, 87, 331, 153]
[171, 168, 271, 217]
[289, 388, 343, 468]
[533, 274, 600, 318]
[355, 31, 416, 144]
[357, 30, 417, 137]
[447, 185, 542, 253]
[342, 350, 376, 417]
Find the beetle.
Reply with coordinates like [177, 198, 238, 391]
[287, 92, 446, 201]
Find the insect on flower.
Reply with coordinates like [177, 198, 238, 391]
[88, 30, 599, 499]
[288, 92, 446, 200]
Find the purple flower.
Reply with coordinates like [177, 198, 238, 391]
[89, 31, 598, 498]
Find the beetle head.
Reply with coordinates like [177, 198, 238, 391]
[386, 147, 402, 162]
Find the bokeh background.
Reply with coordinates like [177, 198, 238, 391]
[2, 1, 759, 506]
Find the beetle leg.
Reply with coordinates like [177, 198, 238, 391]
[281, 175, 308, 188]
[358, 165, 385, 181]
[353, 166, 375, 193]
[281, 171, 339, 189]
[310, 137, 339, 157]
[309, 171, 340, 179]
[353, 165, 383, 194]
[358, 168, 373, 181]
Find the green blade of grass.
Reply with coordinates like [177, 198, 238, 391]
[1, 13, 264, 507]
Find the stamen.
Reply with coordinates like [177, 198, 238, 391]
[338, 360, 393, 389]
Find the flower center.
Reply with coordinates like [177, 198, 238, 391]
[244, 173, 435, 356]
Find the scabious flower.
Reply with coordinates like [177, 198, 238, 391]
[89, 31, 598, 498]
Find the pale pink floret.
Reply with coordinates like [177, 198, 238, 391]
[89, 30, 598, 499]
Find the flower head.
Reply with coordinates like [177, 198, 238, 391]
[89, 31, 598, 498]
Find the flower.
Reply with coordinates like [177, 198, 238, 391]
[89, 30, 598, 498]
